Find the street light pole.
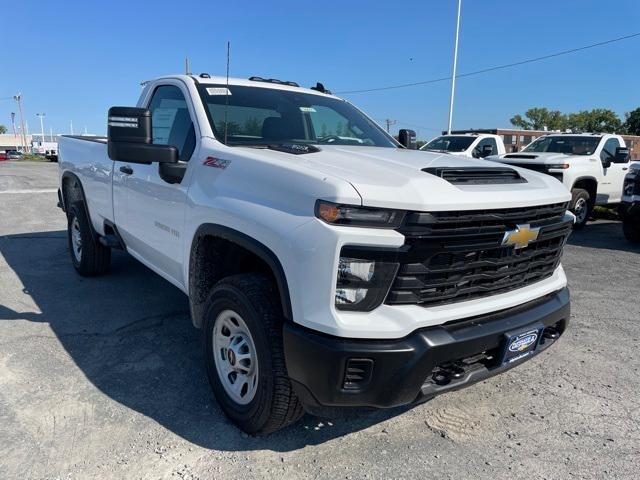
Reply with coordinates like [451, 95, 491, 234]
[13, 94, 28, 152]
[36, 113, 46, 147]
[447, 0, 462, 134]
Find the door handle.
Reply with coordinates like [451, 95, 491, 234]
[119, 166, 133, 175]
[623, 167, 629, 171]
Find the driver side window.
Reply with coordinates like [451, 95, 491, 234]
[148, 85, 196, 162]
[474, 138, 497, 157]
[600, 138, 620, 162]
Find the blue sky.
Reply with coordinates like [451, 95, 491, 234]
[2, 0, 639, 139]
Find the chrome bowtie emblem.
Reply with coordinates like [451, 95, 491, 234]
[502, 224, 540, 249]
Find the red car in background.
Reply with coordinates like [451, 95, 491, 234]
[0, 152, 7, 161]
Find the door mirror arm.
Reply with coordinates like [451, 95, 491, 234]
[159, 162, 187, 184]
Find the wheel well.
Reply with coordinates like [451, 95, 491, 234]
[572, 178, 597, 205]
[61, 173, 85, 212]
[189, 227, 292, 328]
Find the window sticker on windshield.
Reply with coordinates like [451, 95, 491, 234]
[206, 87, 232, 96]
[299, 107, 316, 113]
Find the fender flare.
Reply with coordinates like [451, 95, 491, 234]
[570, 176, 598, 191]
[60, 171, 98, 241]
[190, 224, 293, 321]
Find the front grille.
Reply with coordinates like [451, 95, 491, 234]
[503, 162, 549, 174]
[385, 203, 571, 307]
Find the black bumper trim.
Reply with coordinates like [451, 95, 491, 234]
[284, 287, 570, 410]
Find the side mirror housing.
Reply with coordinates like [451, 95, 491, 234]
[398, 129, 417, 149]
[480, 144, 494, 158]
[107, 106, 178, 164]
[602, 158, 612, 169]
[614, 146, 630, 163]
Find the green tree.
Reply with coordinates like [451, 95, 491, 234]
[566, 109, 621, 133]
[623, 108, 640, 135]
[510, 108, 567, 130]
[0, 125, 7, 134]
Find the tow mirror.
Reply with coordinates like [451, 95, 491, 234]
[398, 129, 417, 149]
[480, 144, 494, 158]
[602, 158, 612, 169]
[107, 106, 178, 164]
[614, 147, 630, 163]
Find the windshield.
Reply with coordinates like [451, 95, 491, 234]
[421, 136, 475, 152]
[523, 136, 600, 155]
[197, 84, 397, 148]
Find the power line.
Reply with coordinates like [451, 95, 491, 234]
[337, 32, 640, 94]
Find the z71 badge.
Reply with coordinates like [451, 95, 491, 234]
[203, 156, 231, 169]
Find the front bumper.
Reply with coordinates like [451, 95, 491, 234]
[619, 200, 640, 219]
[284, 287, 569, 411]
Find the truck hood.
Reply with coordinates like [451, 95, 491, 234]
[245, 145, 571, 211]
[491, 151, 581, 165]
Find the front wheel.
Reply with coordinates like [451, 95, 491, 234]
[203, 274, 303, 435]
[623, 216, 640, 243]
[570, 188, 591, 230]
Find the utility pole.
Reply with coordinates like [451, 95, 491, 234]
[185, 57, 191, 75]
[70, 120, 74, 135]
[13, 94, 28, 152]
[36, 113, 46, 146]
[385, 119, 397, 133]
[11, 112, 17, 138]
[447, 0, 462, 134]
[50, 126, 54, 141]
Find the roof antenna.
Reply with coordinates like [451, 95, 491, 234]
[224, 41, 230, 145]
[185, 57, 191, 75]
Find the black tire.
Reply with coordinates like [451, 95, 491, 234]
[570, 188, 591, 230]
[203, 274, 303, 435]
[623, 217, 640, 243]
[67, 202, 111, 276]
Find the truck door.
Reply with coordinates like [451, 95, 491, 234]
[112, 84, 197, 288]
[599, 138, 627, 204]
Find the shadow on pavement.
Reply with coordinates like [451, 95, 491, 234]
[0, 230, 406, 451]
[567, 220, 640, 253]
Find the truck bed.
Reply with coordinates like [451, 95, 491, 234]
[58, 135, 113, 235]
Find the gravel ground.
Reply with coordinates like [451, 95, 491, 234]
[1, 161, 639, 480]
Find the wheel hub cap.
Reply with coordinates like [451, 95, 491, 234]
[71, 217, 82, 262]
[212, 310, 258, 405]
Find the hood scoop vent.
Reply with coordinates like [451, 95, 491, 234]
[422, 166, 527, 185]
[503, 154, 538, 159]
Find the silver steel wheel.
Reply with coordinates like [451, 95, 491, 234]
[212, 309, 259, 405]
[71, 216, 82, 262]
[574, 197, 588, 224]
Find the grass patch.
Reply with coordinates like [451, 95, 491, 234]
[592, 205, 620, 221]
[20, 154, 49, 162]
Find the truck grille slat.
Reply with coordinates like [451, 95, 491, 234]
[386, 203, 571, 307]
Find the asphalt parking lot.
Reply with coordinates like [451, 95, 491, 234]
[1, 161, 639, 480]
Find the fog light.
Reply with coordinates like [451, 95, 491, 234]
[335, 288, 368, 305]
[335, 252, 399, 312]
[338, 258, 375, 282]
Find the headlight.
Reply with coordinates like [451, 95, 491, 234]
[335, 253, 399, 311]
[315, 200, 405, 228]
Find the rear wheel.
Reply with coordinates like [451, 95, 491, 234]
[203, 274, 303, 435]
[67, 202, 111, 276]
[623, 216, 640, 243]
[570, 188, 591, 230]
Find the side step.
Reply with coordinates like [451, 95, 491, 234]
[99, 234, 124, 249]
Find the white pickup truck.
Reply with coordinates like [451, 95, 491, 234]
[58, 74, 573, 434]
[488, 133, 632, 228]
[421, 133, 507, 158]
